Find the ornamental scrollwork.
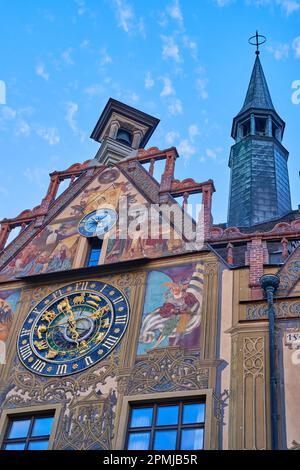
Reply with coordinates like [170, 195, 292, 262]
[243, 337, 264, 378]
[246, 300, 300, 320]
[0, 352, 120, 450]
[125, 348, 209, 395]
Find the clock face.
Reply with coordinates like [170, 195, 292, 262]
[17, 281, 129, 377]
[78, 208, 118, 238]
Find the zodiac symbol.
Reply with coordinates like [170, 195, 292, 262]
[88, 294, 101, 302]
[57, 298, 71, 313]
[34, 340, 48, 351]
[36, 325, 47, 339]
[73, 293, 85, 305]
[46, 349, 58, 359]
[86, 300, 99, 308]
[41, 311, 56, 323]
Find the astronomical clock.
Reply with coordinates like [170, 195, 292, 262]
[17, 280, 129, 377]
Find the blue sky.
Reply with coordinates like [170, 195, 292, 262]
[0, 0, 300, 224]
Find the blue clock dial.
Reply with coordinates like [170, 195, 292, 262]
[78, 209, 117, 238]
[17, 281, 129, 377]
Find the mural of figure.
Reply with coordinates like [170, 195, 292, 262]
[0, 289, 21, 343]
[0, 220, 79, 282]
[138, 263, 204, 355]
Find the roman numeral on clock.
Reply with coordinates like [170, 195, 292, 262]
[20, 329, 31, 337]
[115, 315, 127, 324]
[113, 296, 123, 305]
[75, 282, 89, 291]
[56, 364, 67, 375]
[85, 356, 93, 366]
[32, 360, 46, 373]
[19, 344, 32, 360]
[102, 335, 119, 350]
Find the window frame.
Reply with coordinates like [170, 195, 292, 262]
[0, 404, 61, 451]
[115, 389, 213, 450]
[2, 412, 55, 450]
[86, 237, 103, 267]
[125, 399, 206, 451]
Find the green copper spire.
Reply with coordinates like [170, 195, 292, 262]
[238, 55, 275, 115]
[228, 34, 291, 228]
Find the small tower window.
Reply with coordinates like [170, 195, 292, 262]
[241, 119, 251, 138]
[116, 128, 132, 146]
[255, 117, 267, 136]
[86, 238, 103, 267]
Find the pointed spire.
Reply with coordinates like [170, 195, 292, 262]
[238, 55, 275, 115]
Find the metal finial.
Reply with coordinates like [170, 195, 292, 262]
[248, 31, 267, 55]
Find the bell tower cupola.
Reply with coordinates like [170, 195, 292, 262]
[228, 33, 292, 228]
[91, 98, 160, 166]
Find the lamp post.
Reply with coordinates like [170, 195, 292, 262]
[260, 273, 280, 450]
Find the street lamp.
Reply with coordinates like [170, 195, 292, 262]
[260, 274, 280, 450]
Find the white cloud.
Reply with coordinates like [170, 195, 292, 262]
[177, 139, 196, 162]
[292, 36, 300, 58]
[80, 39, 90, 49]
[160, 77, 175, 96]
[165, 130, 179, 145]
[75, 0, 86, 15]
[267, 43, 289, 60]
[188, 124, 200, 142]
[214, 0, 233, 5]
[24, 167, 49, 189]
[65, 102, 85, 141]
[62, 48, 74, 65]
[112, 0, 134, 33]
[196, 68, 209, 99]
[35, 63, 49, 81]
[183, 36, 198, 59]
[161, 36, 181, 63]
[127, 92, 140, 104]
[1, 107, 16, 120]
[246, 0, 300, 15]
[35, 126, 60, 145]
[99, 48, 113, 66]
[65, 101, 78, 133]
[206, 147, 223, 159]
[166, 0, 183, 25]
[278, 0, 300, 15]
[168, 98, 183, 115]
[84, 84, 105, 96]
[145, 72, 154, 90]
[16, 120, 31, 137]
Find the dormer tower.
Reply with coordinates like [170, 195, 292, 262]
[91, 98, 160, 166]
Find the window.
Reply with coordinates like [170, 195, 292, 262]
[2, 413, 54, 450]
[241, 119, 251, 138]
[86, 238, 103, 267]
[255, 117, 267, 136]
[126, 401, 205, 451]
[116, 128, 132, 146]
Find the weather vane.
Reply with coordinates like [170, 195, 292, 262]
[248, 31, 267, 55]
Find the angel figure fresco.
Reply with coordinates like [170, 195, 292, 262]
[138, 263, 204, 355]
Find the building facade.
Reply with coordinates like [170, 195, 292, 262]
[0, 52, 300, 451]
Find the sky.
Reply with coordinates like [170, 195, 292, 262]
[0, 0, 300, 225]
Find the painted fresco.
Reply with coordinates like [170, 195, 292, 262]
[138, 263, 204, 355]
[0, 220, 80, 282]
[0, 288, 21, 343]
[105, 215, 184, 263]
[0, 168, 123, 282]
[0, 167, 186, 282]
